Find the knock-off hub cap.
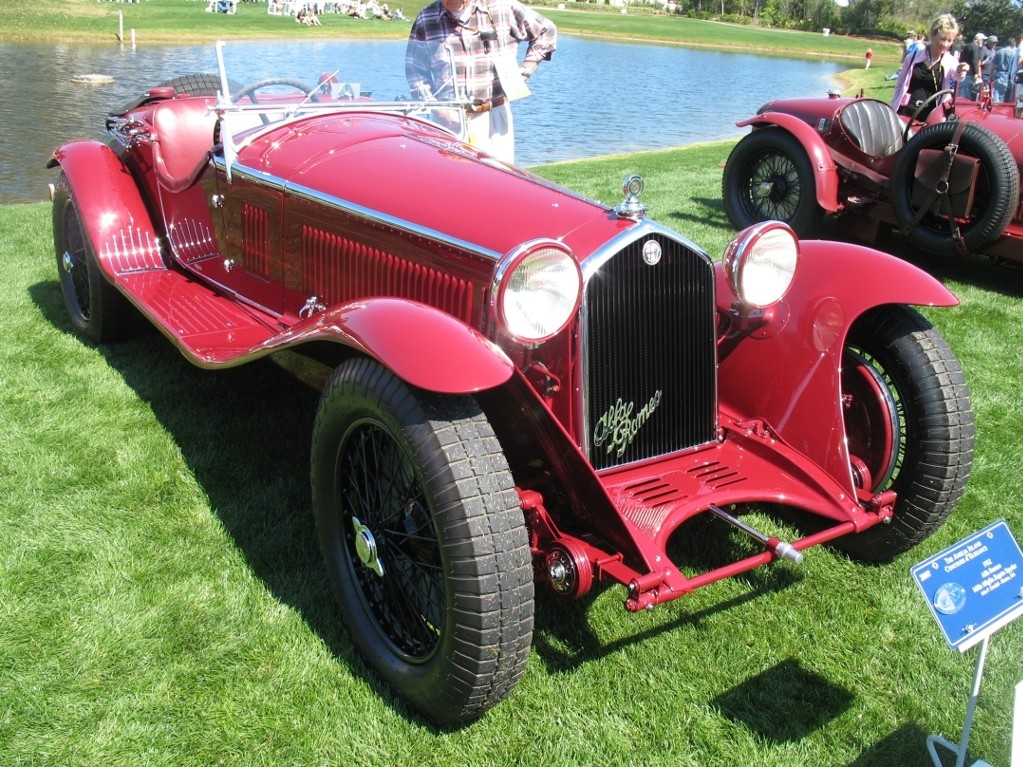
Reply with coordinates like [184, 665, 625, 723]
[352, 515, 385, 577]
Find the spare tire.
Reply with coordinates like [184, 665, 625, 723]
[156, 73, 233, 97]
[891, 120, 1019, 256]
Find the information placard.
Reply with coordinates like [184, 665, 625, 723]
[912, 519, 1023, 651]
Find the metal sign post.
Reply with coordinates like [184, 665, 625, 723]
[1013, 681, 1022, 767]
[925, 635, 992, 767]
[911, 520, 1023, 767]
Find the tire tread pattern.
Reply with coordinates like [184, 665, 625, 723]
[839, 306, 974, 562]
[311, 358, 533, 725]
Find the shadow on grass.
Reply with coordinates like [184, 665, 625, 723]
[660, 195, 732, 232]
[712, 661, 974, 764]
[532, 513, 804, 673]
[29, 278, 411, 717]
[710, 658, 854, 742]
[846, 721, 953, 767]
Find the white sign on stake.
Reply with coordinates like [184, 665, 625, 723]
[912, 519, 1023, 652]
[913, 520, 1023, 767]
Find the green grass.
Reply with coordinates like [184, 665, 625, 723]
[1, 0, 903, 64]
[3, 145, 1022, 766]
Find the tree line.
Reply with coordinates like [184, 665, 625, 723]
[664, 0, 1023, 44]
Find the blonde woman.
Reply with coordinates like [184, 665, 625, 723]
[892, 14, 971, 118]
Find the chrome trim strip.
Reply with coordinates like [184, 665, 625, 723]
[211, 156, 502, 261]
[580, 218, 710, 282]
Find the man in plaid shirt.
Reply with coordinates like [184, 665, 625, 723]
[405, 0, 556, 164]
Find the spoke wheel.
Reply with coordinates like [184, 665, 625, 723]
[51, 172, 133, 342]
[837, 306, 974, 562]
[312, 358, 533, 724]
[723, 128, 825, 237]
[339, 421, 446, 660]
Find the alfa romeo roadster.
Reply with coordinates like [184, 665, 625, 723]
[49, 42, 974, 725]
[723, 86, 1023, 263]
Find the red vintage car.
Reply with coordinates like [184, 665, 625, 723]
[723, 87, 1023, 263]
[49, 43, 974, 725]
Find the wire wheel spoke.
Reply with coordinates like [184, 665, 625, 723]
[750, 154, 799, 218]
[63, 208, 91, 317]
[843, 346, 906, 491]
[339, 422, 445, 659]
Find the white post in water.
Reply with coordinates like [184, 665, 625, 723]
[118, 11, 124, 43]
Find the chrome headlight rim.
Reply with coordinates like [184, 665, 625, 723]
[723, 220, 800, 309]
[492, 239, 583, 344]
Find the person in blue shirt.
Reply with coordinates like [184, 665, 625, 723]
[993, 37, 1016, 101]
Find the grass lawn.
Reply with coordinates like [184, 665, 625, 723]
[2, 142, 1022, 766]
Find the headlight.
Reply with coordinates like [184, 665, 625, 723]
[495, 240, 582, 343]
[723, 221, 799, 308]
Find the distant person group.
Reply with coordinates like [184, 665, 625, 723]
[267, 0, 406, 21]
[894, 17, 1023, 112]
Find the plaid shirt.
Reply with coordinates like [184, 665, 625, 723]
[405, 0, 556, 102]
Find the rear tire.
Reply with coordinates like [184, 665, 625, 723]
[723, 128, 825, 237]
[311, 358, 534, 725]
[52, 172, 133, 343]
[837, 305, 974, 562]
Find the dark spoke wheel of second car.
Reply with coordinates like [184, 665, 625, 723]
[311, 357, 534, 725]
[723, 128, 825, 237]
[837, 305, 974, 562]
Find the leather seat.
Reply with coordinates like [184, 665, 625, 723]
[840, 99, 905, 157]
[152, 100, 218, 193]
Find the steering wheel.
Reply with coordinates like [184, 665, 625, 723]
[902, 88, 955, 144]
[230, 78, 314, 104]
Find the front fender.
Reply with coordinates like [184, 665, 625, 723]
[299, 298, 514, 394]
[49, 140, 163, 277]
[716, 239, 958, 491]
[737, 114, 841, 213]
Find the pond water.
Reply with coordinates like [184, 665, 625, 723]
[0, 36, 844, 204]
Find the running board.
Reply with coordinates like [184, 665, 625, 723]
[113, 268, 285, 366]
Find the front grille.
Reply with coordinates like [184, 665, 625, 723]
[583, 231, 718, 471]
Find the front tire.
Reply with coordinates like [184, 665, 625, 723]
[52, 172, 133, 342]
[311, 358, 534, 725]
[838, 305, 974, 562]
[723, 128, 825, 237]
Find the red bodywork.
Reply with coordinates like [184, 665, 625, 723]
[733, 91, 1023, 262]
[50, 82, 962, 613]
